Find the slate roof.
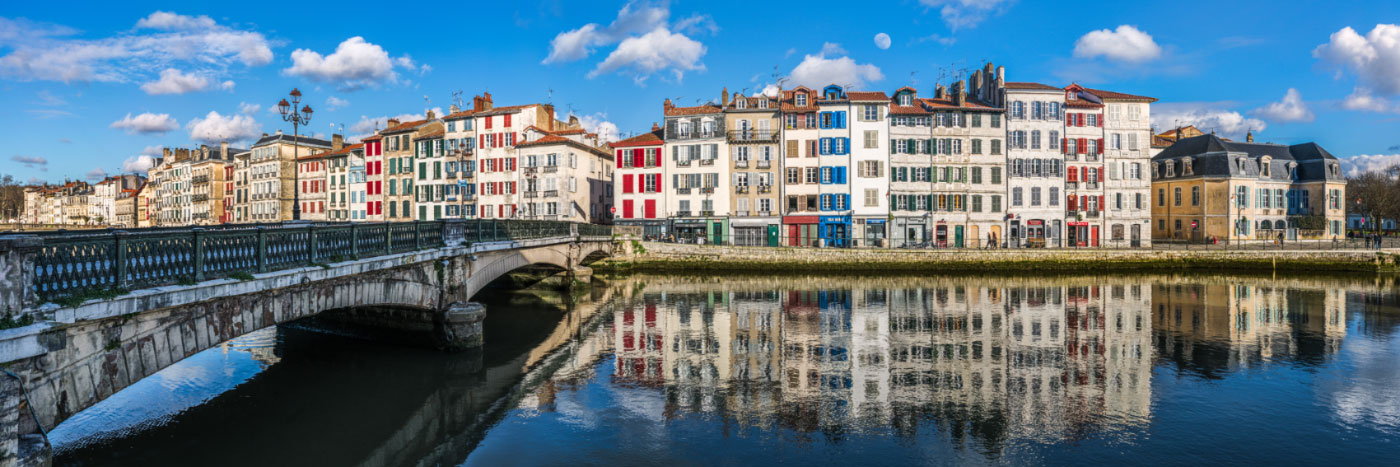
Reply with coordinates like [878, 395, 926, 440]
[252, 134, 332, 148]
[1152, 134, 1343, 182]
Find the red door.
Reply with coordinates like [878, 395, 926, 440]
[1091, 226, 1100, 247]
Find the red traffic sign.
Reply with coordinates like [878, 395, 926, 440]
[610, 206, 616, 214]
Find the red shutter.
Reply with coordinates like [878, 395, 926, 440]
[1097, 138, 1104, 154]
[504, 114, 511, 127]
[1078, 138, 1088, 154]
[498, 205, 503, 218]
[511, 181, 517, 194]
[1068, 167, 1078, 182]
[1097, 195, 1104, 210]
[644, 199, 656, 219]
[1097, 115, 1103, 127]
[623, 174, 633, 193]
[1098, 168, 1104, 182]
[622, 199, 633, 219]
[652, 148, 662, 167]
[1067, 195, 1074, 208]
[1062, 138, 1068, 154]
[654, 174, 662, 191]
[1066, 114, 1073, 126]
[1080, 195, 1088, 211]
[616, 150, 623, 167]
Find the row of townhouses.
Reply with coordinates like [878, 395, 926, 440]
[615, 63, 1160, 248]
[14, 63, 1348, 245]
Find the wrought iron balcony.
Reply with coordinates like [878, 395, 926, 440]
[757, 160, 772, 169]
[701, 187, 715, 194]
[727, 130, 779, 144]
[677, 188, 692, 195]
[544, 190, 559, 198]
[677, 159, 693, 167]
[699, 159, 714, 166]
[735, 160, 749, 169]
[543, 166, 558, 173]
[736, 186, 750, 194]
[759, 185, 772, 193]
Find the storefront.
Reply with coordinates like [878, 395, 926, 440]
[617, 219, 668, 241]
[1025, 219, 1046, 248]
[893, 217, 927, 247]
[820, 215, 852, 248]
[731, 217, 780, 246]
[1067, 221, 1099, 247]
[672, 218, 728, 245]
[859, 218, 887, 248]
[783, 216, 819, 247]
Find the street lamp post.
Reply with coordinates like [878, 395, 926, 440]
[278, 89, 313, 221]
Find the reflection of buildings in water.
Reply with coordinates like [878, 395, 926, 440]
[573, 276, 1162, 447]
[1154, 282, 1346, 373]
[222, 327, 281, 366]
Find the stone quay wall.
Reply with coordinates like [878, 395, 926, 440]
[605, 242, 1400, 274]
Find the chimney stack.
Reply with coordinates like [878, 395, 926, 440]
[276, 129, 283, 136]
[387, 118, 400, 129]
[481, 92, 493, 111]
[332, 134, 344, 151]
[663, 98, 674, 111]
[221, 141, 228, 159]
[652, 122, 660, 132]
[450, 103, 460, 114]
[426, 109, 436, 120]
[722, 87, 730, 107]
[953, 80, 966, 107]
[935, 84, 946, 100]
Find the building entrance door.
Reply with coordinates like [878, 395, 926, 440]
[1131, 224, 1141, 247]
[954, 225, 964, 248]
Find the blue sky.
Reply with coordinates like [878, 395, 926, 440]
[4, 0, 1400, 184]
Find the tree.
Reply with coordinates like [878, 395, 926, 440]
[0, 174, 26, 221]
[1347, 165, 1400, 233]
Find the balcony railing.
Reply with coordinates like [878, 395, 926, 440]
[677, 188, 692, 195]
[699, 159, 715, 166]
[543, 166, 558, 173]
[677, 159, 693, 167]
[759, 185, 772, 194]
[544, 190, 559, 198]
[736, 186, 750, 194]
[701, 187, 715, 194]
[700, 210, 715, 216]
[524, 192, 539, 198]
[735, 160, 749, 169]
[675, 211, 691, 217]
[727, 130, 779, 144]
[757, 160, 772, 169]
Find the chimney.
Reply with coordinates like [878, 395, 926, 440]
[953, 80, 966, 107]
[200, 144, 209, 160]
[935, 84, 946, 100]
[722, 87, 729, 107]
[1246, 130, 1254, 143]
[481, 92, 493, 111]
[332, 134, 344, 151]
[663, 98, 674, 111]
[450, 103, 460, 114]
[426, 109, 436, 120]
[276, 129, 283, 136]
[221, 141, 229, 160]
[163, 148, 172, 159]
[995, 66, 1005, 87]
[652, 122, 660, 132]
[387, 118, 400, 129]
[473, 95, 483, 112]
[1176, 126, 1182, 142]
[543, 104, 556, 128]
[568, 114, 580, 128]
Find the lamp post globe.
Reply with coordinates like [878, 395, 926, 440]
[279, 89, 312, 221]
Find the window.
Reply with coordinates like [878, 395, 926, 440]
[971, 139, 982, 154]
[1031, 187, 1041, 206]
[990, 139, 1002, 155]
[1012, 187, 1023, 206]
[991, 114, 1001, 128]
[805, 168, 819, 184]
[971, 167, 982, 184]
[864, 105, 879, 121]
[1174, 187, 1182, 206]
[1050, 187, 1060, 206]
[991, 195, 1001, 212]
[864, 130, 878, 148]
[865, 189, 879, 207]
[990, 167, 1001, 184]
[787, 168, 800, 183]
[796, 94, 807, 107]
[1111, 133, 1122, 150]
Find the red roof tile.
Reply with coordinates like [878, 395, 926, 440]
[846, 91, 890, 101]
[1082, 87, 1158, 102]
[382, 119, 427, 134]
[610, 129, 665, 148]
[664, 104, 721, 116]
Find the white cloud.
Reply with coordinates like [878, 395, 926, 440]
[135, 11, 216, 31]
[35, 89, 65, 106]
[11, 155, 48, 170]
[84, 168, 107, 181]
[573, 112, 620, 143]
[588, 27, 706, 83]
[1074, 25, 1162, 63]
[1314, 24, 1400, 96]
[0, 13, 272, 86]
[787, 45, 884, 90]
[918, 0, 1013, 31]
[238, 102, 261, 115]
[1251, 88, 1314, 123]
[110, 112, 179, 135]
[1340, 86, 1400, 113]
[326, 96, 349, 111]
[186, 110, 261, 145]
[914, 34, 958, 46]
[874, 33, 891, 50]
[284, 36, 417, 91]
[1151, 102, 1267, 139]
[544, 2, 712, 83]
[139, 68, 232, 95]
[139, 145, 163, 156]
[1340, 154, 1400, 177]
[121, 155, 156, 174]
[348, 115, 387, 135]
[753, 84, 780, 98]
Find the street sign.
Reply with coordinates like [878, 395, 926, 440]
[610, 206, 616, 214]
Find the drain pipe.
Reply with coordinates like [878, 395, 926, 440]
[3, 369, 48, 440]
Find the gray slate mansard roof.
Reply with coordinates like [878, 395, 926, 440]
[1152, 134, 1344, 183]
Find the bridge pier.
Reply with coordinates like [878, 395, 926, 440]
[436, 302, 486, 350]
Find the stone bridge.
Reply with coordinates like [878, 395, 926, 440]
[0, 220, 614, 465]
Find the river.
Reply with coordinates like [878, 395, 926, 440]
[49, 273, 1400, 465]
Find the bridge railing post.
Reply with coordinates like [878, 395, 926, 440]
[307, 224, 318, 263]
[192, 228, 205, 282]
[255, 226, 268, 273]
[385, 222, 394, 253]
[349, 223, 359, 259]
[113, 231, 129, 290]
[414, 221, 423, 250]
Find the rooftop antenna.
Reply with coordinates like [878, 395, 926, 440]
[452, 90, 464, 110]
[423, 95, 431, 115]
[546, 88, 554, 105]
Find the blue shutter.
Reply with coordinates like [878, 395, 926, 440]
[841, 137, 850, 154]
[837, 167, 847, 184]
[836, 111, 846, 128]
[843, 194, 851, 210]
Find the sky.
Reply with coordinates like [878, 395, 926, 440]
[4, 0, 1400, 185]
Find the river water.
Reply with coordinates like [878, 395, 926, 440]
[50, 274, 1400, 465]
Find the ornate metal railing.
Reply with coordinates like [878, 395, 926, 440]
[22, 219, 613, 302]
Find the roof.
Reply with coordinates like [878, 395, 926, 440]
[319, 143, 365, 157]
[253, 133, 332, 148]
[846, 91, 889, 101]
[551, 128, 587, 135]
[417, 130, 444, 139]
[665, 104, 722, 116]
[1082, 87, 1158, 102]
[381, 119, 427, 134]
[1152, 134, 1343, 182]
[515, 134, 612, 158]
[1004, 82, 1060, 91]
[610, 129, 665, 148]
[443, 109, 477, 120]
[473, 104, 533, 117]
[361, 134, 382, 142]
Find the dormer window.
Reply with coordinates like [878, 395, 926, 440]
[1184, 158, 1193, 175]
[1260, 157, 1272, 177]
[1330, 163, 1340, 177]
[899, 94, 912, 106]
[736, 98, 747, 109]
[1067, 91, 1077, 101]
[795, 94, 807, 107]
[758, 99, 768, 109]
[1165, 161, 1175, 177]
